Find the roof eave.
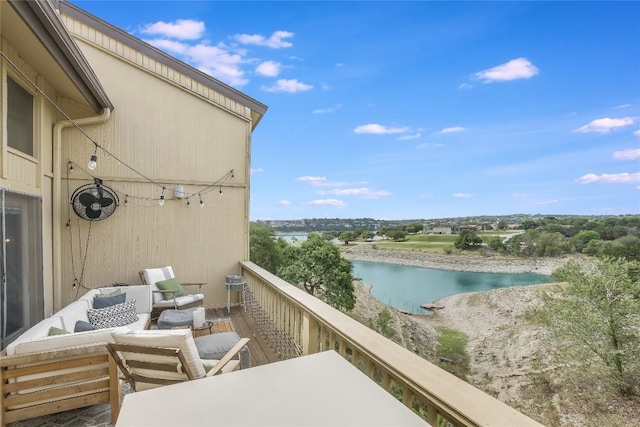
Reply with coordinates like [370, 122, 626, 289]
[8, 0, 113, 113]
[59, 0, 267, 129]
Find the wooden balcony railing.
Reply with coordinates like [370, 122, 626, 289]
[239, 261, 544, 427]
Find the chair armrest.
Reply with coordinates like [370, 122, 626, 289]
[182, 283, 206, 291]
[206, 338, 250, 377]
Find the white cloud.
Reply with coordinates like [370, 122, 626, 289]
[255, 61, 281, 77]
[576, 172, 640, 184]
[308, 199, 346, 207]
[573, 117, 637, 134]
[613, 149, 640, 160]
[263, 79, 313, 93]
[536, 199, 559, 205]
[397, 133, 421, 140]
[512, 192, 531, 198]
[474, 57, 539, 83]
[233, 30, 294, 48]
[614, 104, 632, 109]
[297, 176, 326, 185]
[278, 200, 291, 206]
[354, 124, 410, 134]
[459, 83, 472, 89]
[144, 39, 248, 86]
[416, 142, 443, 149]
[313, 104, 342, 114]
[324, 188, 391, 199]
[141, 19, 205, 40]
[437, 126, 466, 134]
[452, 193, 474, 198]
[250, 168, 264, 174]
[634, 129, 640, 137]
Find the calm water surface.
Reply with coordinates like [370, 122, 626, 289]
[351, 260, 552, 314]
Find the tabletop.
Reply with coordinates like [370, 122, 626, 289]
[116, 350, 429, 426]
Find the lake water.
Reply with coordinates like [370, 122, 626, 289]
[277, 233, 308, 242]
[351, 260, 552, 314]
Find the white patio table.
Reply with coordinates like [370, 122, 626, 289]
[115, 350, 429, 426]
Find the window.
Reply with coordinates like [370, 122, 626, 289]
[7, 76, 34, 156]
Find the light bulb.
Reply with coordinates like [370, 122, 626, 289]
[187, 199, 191, 207]
[88, 154, 97, 170]
[159, 195, 165, 206]
[199, 194, 204, 208]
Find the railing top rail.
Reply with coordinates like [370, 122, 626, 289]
[240, 261, 544, 427]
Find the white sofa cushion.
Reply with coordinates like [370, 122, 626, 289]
[9, 326, 129, 355]
[4, 317, 64, 356]
[56, 300, 91, 331]
[112, 329, 205, 390]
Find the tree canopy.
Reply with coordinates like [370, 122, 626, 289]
[277, 234, 355, 311]
[539, 257, 640, 395]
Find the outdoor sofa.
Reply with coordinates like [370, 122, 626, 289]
[0, 285, 153, 426]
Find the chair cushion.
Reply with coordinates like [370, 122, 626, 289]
[156, 278, 185, 299]
[95, 288, 122, 298]
[87, 300, 139, 329]
[152, 294, 204, 308]
[194, 332, 242, 360]
[142, 266, 175, 304]
[48, 326, 69, 336]
[111, 329, 206, 390]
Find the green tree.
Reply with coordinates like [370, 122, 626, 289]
[249, 222, 280, 273]
[571, 230, 601, 253]
[338, 231, 357, 245]
[454, 230, 482, 250]
[387, 229, 408, 241]
[377, 308, 396, 338]
[539, 258, 640, 395]
[487, 236, 506, 252]
[406, 222, 424, 234]
[360, 230, 374, 240]
[277, 234, 355, 310]
[321, 231, 338, 241]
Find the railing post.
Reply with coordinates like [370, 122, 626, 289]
[301, 311, 318, 355]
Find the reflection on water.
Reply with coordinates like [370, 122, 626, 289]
[352, 260, 552, 314]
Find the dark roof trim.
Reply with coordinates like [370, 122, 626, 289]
[8, 0, 113, 113]
[59, 1, 268, 120]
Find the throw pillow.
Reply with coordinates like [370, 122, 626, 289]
[156, 278, 185, 300]
[194, 332, 242, 360]
[48, 326, 69, 336]
[93, 292, 126, 309]
[94, 288, 122, 298]
[74, 320, 97, 332]
[87, 300, 138, 329]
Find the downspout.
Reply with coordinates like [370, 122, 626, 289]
[52, 108, 110, 311]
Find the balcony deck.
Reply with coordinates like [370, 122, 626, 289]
[5, 305, 278, 427]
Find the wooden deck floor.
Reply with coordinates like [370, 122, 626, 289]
[207, 305, 280, 367]
[6, 306, 279, 427]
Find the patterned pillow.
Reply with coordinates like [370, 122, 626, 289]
[87, 300, 138, 329]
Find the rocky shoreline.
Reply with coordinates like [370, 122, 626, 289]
[341, 244, 571, 276]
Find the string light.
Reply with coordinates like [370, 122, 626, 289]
[158, 187, 165, 206]
[124, 195, 128, 206]
[199, 194, 204, 208]
[186, 198, 191, 207]
[87, 151, 97, 170]
[219, 186, 223, 196]
[66, 219, 71, 229]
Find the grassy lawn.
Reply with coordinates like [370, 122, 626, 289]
[435, 327, 470, 380]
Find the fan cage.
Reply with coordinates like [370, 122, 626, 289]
[71, 183, 119, 221]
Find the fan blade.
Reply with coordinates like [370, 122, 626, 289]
[86, 206, 102, 220]
[99, 196, 114, 207]
[79, 192, 98, 207]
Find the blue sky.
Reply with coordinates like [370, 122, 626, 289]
[72, 1, 640, 221]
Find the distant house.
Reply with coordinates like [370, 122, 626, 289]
[1, 0, 266, 350]
[432, 226, 452, 235]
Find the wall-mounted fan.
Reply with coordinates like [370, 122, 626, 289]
[71, 179, 119, 221]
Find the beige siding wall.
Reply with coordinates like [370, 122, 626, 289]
[58, 31, 252, 308]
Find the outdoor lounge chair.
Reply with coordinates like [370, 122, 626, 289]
[107, 329, 250, 392]
[139, 266, 205, 318]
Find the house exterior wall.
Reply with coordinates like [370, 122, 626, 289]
[57, 15, 253, 308]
